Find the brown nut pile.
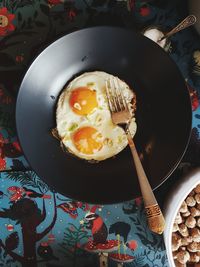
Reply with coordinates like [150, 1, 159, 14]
[172, 184, 200, 267]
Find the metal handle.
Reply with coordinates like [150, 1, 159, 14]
[160, 14, 196, 41]
[127, 132, 165, 234]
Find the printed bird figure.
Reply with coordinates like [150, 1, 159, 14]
[7, 186, 25, 202]
[22, 187, 51, 199]
[84, 206, 107, 244]
[7, 186, 51, 202]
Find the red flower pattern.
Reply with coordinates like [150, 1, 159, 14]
[135, 197, 142, 206]
[187, 83, 199, 111]
[191, 90, 199, 111]
[139, 6, 150, 16]
[48, 0, 63, 5]
[127, 240, 138, 250]
[12, 141, 22, 153]
[0, 158, 6, 170]
[0, 7, 15, 36]
[16, 55, 24, 63]
[67, 9, 77, 21]
[0, 145, 6, 170]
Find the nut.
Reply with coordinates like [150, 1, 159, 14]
[173, 223, 179, 232]
[196, 217, 200, 228]
[185, 196, 196, 207]
[175, 212, 183, 224]
[194, 184, 200, 194]
[181, 210, 190, 217]
[172, 233, 182, 251]
[185, 216, 196, 228]
[187, 242, 200, 252]
[179, 201, 188, 213]
[190, 227, 200, 242]
[173, 250, 179, 259]
[181, 236, 193, 246]
[189, 252, 200, 262]
[194, 193, 200, 204]
[176, 250, 190, 264]
[178, 224, 189, 237]
[190, 207, 200, 217]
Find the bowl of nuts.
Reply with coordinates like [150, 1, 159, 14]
[164, 168, 200, 267]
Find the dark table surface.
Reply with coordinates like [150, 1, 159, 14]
[0, 0, 200, 266]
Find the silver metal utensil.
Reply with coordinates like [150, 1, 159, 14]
[105, 76, 165, 235]
[158, 14, 196, 42]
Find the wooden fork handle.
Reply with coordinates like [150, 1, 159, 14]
[127, 133, 165, 234]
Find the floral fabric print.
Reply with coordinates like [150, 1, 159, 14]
[0, 7, 15, 36]
[0, 0, 200, 266]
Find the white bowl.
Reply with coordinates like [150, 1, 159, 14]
[163, 167, 200, 267]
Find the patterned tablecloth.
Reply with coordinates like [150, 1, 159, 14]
[0, 0, 200, 266]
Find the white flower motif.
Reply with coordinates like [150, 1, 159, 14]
[79, 220, 85, 225]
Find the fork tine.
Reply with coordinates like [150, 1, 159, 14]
[114, 77, 129, 111]
[109, 78, 120, 112]
[113, 77, 125, 111]
[105, 79, 115, 112]
[110, 77, 122, 111]
[106, 76, 131, 115]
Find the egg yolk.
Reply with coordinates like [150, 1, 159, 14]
[73, 126, 103, 155]
[69, 87, 98, 115]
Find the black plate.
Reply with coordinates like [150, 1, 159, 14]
[16, 27, 192, 204]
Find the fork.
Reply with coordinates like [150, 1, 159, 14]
[106, 76, 165, 234]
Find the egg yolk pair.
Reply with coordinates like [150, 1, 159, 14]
[69, 87, 102, 155]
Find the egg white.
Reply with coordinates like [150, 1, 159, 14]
[56, 71, 137, 161]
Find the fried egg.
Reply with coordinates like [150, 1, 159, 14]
[56, 71, 137, 161]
